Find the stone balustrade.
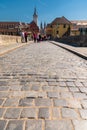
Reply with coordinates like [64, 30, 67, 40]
[0, 35, 21, 45]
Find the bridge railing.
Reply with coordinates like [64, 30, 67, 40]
[0, 35, 21, 45]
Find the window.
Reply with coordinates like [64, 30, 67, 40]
[56, 31, 59, 34]
[63, 24, 66, 28]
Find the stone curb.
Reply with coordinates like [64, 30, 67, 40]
[50, 41, 87, 60]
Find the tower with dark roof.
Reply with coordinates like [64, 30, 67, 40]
[33, 7, 38, 25]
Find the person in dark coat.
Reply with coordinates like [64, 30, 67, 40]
[24, 31, 28, 42]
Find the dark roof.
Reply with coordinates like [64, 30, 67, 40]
[51, 16, 71, 25]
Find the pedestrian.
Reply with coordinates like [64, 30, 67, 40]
[21, 31, 25, 43]
[39, 34, 42, 41]
[24, 31, 28, 43]
[33, 32, 37, 43]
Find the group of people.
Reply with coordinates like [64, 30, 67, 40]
[21, 31, 28, 43]
[21, 30, 50, 43]
[33, 32, 48, 43]
[33, 33, 42, 43]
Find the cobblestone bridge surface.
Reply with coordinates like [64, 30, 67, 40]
[0, 41, 87, 130]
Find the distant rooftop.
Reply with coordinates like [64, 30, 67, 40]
[71, 20, 87, 25]
[51, 16, 71, 25]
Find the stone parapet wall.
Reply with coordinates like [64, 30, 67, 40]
[55, 35, 87, 47]
[0, 35, 21, 45]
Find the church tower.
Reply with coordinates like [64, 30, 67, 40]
[33, 7, 38, 25]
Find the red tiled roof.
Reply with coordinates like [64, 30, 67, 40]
[51, 16, 71, 25]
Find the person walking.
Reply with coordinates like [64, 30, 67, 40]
[21, 31, 25, 43]
[33, 32, 37, 43]
[24, 31, 28, 43]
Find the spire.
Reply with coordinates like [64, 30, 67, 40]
[34, 7, 37, 16]
[40, 22, 43, 29]
[44, 22, 46, 29]
[33, 7, 38, 25]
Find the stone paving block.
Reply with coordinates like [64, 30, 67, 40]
[52, 108, 60, 118]
[69, 87, 79, 92]
[0, 81, 8, 86]
[6, 120, 24, 130]
[66, 81, 75, 87]
[81, 100, 87, 108]
[54, 99, 68, 107]
[42, 86, 54, 91]
[47, 92, 60, 98]
[24, 91, 38, 98]
[3, 97, 19, 107]
[0, 86, 9, 91]
[4, 108, 21, 119]
[21, 85, 31, 91]
[54, 86, 69, 91]
[35, 98, 52, 106]
[25, 120, 42, 130]
[0, 120, 7, 130]
[79, 109, 87, 119]
[73, 120, 87, 130]
[8, 80, 20, 86]
[10, 91, 24, 97]
[38, 108, 50, 119]
[48, 82, 58, 86]
[59, 81, 66, 87]
[60, 91, 73, 99]
[68, 99, 81, 108]
[36, 78, 46, 82]
[73, 92, 87, 99]
[62, 108, 79, 119]
[45, 120, 73, 130]
[20, 108, 37, 119]
[9, 85, 22, 91]
[31, 85, 40, 91]
[19, 97, 34, 106]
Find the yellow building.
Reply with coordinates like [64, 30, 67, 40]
[46, 16, 72, 39]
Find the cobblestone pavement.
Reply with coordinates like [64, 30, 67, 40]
[0, 41, 87, 130]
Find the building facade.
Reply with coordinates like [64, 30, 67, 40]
[71, 20, 87, 36]
[0, 22, 21, 35]
[46, 16, 72, 39]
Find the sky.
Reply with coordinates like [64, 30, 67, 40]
[0, 0, 87, 26]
